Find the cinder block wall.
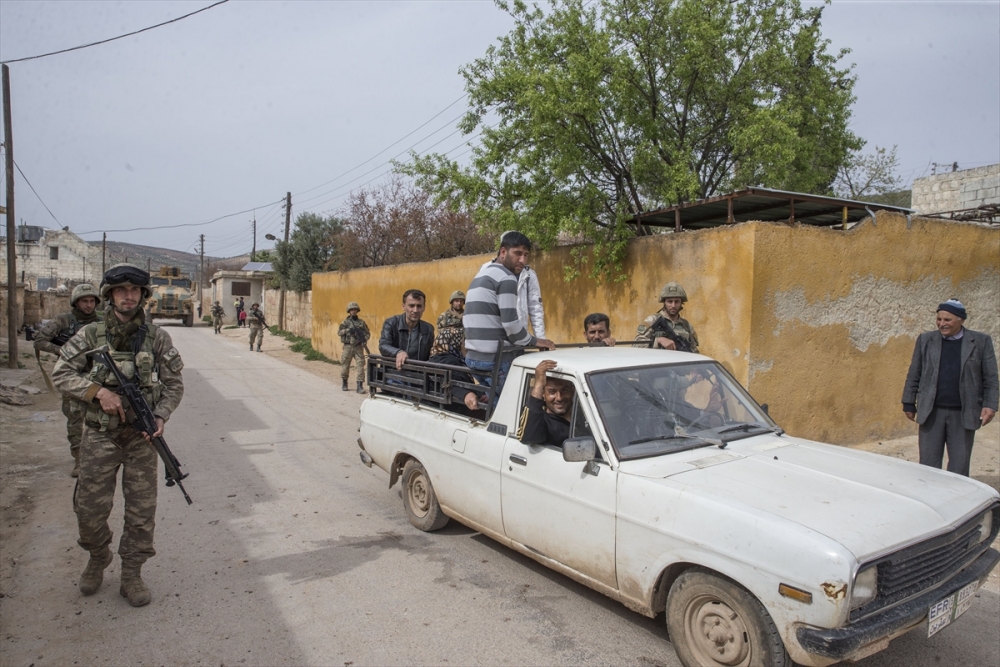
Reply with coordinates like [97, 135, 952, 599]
[310, 214, 999, 444]
[912, 163, 1000, 214]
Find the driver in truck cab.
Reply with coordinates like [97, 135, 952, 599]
[517, 360, 574, 447]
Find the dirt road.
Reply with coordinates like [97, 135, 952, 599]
[1, 323, 997, 666]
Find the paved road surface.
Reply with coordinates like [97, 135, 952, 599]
[1, 324, 997, 666]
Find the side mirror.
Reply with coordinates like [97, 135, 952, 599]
[563, 436, 597, 463]
[761, 403, 769, 415]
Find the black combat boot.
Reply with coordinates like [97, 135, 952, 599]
[342, 378, 349, 391]
[356, 381, 365, 394]
[250, 343, 254, 351]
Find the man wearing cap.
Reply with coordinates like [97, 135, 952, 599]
[437, 290, 466, 330]
[636, 282, 699, 353]
[33, 283, 103, 477]
[902, 299, 998, 476]
[52, 263, 185, 607]
[338, 302, 371, 393]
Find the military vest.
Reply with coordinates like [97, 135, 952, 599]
[339, 317, 368, 345]
[84, 321, 161, 432]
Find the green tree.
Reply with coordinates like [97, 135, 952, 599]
[272, 212, 342, 292]
[403, 0, 861, 278]
[834, 145, 904, 201]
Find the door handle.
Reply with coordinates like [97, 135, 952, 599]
[509, 454, 527, 466]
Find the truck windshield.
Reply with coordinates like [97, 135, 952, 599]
[171, 279, 191, 288]
[587, 362, 778, 460]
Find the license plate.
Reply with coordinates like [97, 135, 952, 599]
[927, 581, 979, 637]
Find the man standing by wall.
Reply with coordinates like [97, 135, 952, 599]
[902, 299, 998, 476]
[338, 302, 370, 393]
[465, 232, 555, 394]
[51, 264, 185, 607]
[437, 290, 466, 330]
[636, 282, 700, 352]
[33, 283, 103, 477]
[379, 290, 434, 370]
[247, 303, 266, 352]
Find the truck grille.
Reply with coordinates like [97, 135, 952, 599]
[851, 504, 999, 621]
[162, 295, 178, 311]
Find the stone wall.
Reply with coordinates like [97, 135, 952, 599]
[310, 213, 999, 445]
[0, 284, 26, 336]
[911, 163, 1000, 214]
[263, 287, 312, 339]
[0, 228, 101, 291]
[23, 292, 72, 326]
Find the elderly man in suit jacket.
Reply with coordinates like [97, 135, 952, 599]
[902, 299, 998, 476]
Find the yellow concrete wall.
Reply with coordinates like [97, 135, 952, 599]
[311, 226, 756, 383]
[311, 213, 999, 444]
[747, 212, 1000, 443]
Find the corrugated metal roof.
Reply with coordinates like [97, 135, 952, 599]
[630, 188, 913, 230]
[241, 262, 273, 272]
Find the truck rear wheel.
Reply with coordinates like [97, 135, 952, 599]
[401, 459, 449, 532]
[666, 568, 791, 667]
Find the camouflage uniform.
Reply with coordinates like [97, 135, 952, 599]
[338, 312, 371, 386]
[210, 303, 225, 333]
[636, 311, 700, 353]
[52, 312, 184, 576]
[436, 308, 464, 330]
[33, 290, 103, 473]
[248, 306, 265, 350]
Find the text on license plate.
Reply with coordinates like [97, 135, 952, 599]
[927, 581, 979, 638]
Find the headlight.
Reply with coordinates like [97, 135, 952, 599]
[850, 566, 878, 611]
[977, 511, 993, 545]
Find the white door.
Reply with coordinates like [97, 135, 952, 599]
[500, 381, 617, 588]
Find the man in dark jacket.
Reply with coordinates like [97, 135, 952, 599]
[518, 360, 574, 447]
[902, 299, 998, 476]
[379, 289, 434, 369]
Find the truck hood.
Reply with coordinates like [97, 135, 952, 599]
[618, 435, 998, 560]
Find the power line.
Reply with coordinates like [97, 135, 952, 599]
[293, 93, 469, 198]
[12, 159, 61, 226]
[76, 199, 283, 234]
[1, 0, 231, 65]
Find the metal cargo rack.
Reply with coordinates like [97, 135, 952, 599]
[365, 341, 653, 420]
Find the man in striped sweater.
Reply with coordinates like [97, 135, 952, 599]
[464, 232, 556, 396]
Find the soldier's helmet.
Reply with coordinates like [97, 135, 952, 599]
[659, 282, 688, 303]
[449, 290, 466, 303]
[347, 301, 361, 313]
[100, 263, 151, 301]
[70, 283, 101, 307]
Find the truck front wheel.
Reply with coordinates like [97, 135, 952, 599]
[183, 314, 194, 327]
[666, 568, 791, 667]
[401, 460, 449, 532]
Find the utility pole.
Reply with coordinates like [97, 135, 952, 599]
[251, 215, 256, 262]
[198, 233, 205, 312]
[102, 232, 107, 275]
[3, 65, 17, 368]
[146, 257, 150, 274]
[278, 192, 291, 329]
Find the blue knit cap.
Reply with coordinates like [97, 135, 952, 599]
[937, 298, 967, 320]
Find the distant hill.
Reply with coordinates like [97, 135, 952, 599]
[90, 241, 247, 279]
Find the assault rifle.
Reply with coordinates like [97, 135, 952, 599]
[86, 346, 193, 505]
[647, 315, 694, 353]
[51, 331, 74, 346]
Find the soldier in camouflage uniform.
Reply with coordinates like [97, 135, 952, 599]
[338, 302, 370, 393]
[248, 303, 266, 351]
[436, 290, 466, 330]
[34, 283, 103, 477]
[635, 282, 700, 353]
[211, 300, 225, 334]
[52, 264, 185, 607]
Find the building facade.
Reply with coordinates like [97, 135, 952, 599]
[0, 226, 101, 291]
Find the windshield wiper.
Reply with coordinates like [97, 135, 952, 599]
[628, 433, 725, 448]
[716, 422, 783, 441]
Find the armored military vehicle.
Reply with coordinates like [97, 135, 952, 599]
[146, 266, 196, 327]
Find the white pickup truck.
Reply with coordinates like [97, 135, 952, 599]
[357, 347, 999, 667]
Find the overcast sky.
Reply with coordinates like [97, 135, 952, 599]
[1, 0, 998, 256]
